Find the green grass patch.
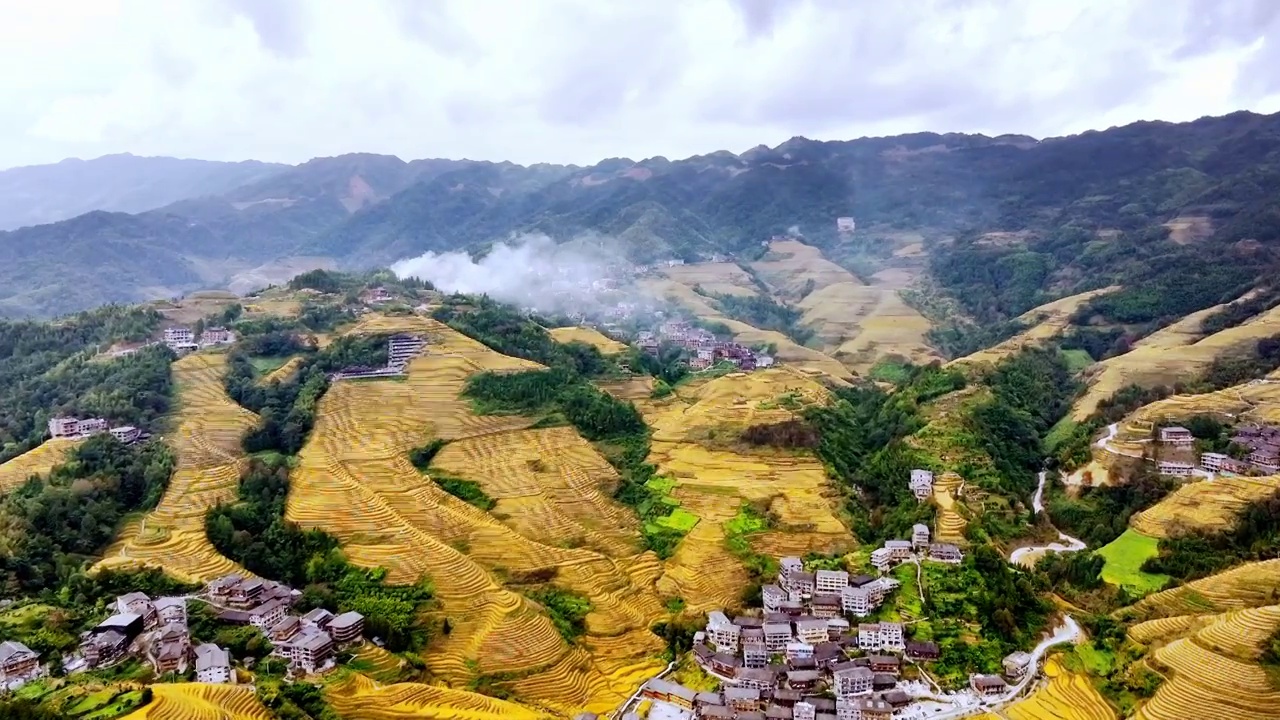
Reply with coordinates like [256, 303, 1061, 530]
[724, 504, 769, 536]
[869, 359, 912, 384]
[1060, 348, 1095, 374]
[645, 475, 677, 494]
[524, 586, 591, 643]
[1097, 530, 1170, 594]
[249, 355, 293, 375]
[651, 508, 700, 533]
[429, 472, 496, 511]
[1044, 416, 1078, 453]
[1073, 640, 1116, 675]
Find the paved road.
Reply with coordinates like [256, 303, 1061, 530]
[1010, 471, 1087, 566]
[1095, 422, 1144, 458]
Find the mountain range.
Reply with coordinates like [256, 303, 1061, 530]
[2, 110, 1279, 319]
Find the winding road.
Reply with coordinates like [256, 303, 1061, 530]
[1009, 471, 1088, 566]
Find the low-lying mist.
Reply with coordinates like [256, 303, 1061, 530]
[390, 234, 630, 317]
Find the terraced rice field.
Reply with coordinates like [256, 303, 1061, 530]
[1131, 558, 1280, 619]
[96, 353, 257, 582]
[1115, 376, 1280, 431]
[0, 438, 77, 495]
[660, 262, 761, 297]
[326, 673, 553, 719]
[1130, 475, 1280, 538]
[547, 326, 628, 354]
[1134, 604, 1280, 720]
[932, 471, 967, 543]
[953, 287, 1119, 368]
[120, 683, 272, 720]
[595, 376, 654, 401]
[999, 656, 1116, 720]
[432, 426, 642, 556]
[1073, 296, 1280, 420]
[748, 240, 940, 372]
[640, 368, 851, 609]
[286, 316, 665, 714]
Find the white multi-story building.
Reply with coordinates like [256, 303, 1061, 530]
[885, 540, 913, 560]
[814, 569, 848, 595]
[1200, 452, 1249, 473]
[832, 663, 873, 697]
[781, 570, 816, 598]
[836, 217, 856, 233]
[909, 469, 934, 500]
[1157, 460, 1195, 477]
[858, 624, 881, 651]
[743, 642, 767, 669]
[194, 644, 231, 684]
[912, 523, 931, 549]
[879, 622, 905, 651]
[763, 622, 792, 652]
[762, 584, 785, 613]
[793, 701, 817, 720]
[794, 618, 828, 645]
[870, 547, 894, 572]
[779, 556, 803, 575]
[706, 611, 741, 653]
[164, 327, 195, 347]
[785, 641, 814, 661]
[841, 585, 872, 617]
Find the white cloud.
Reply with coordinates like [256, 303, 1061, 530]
[0, 0, 1278, 169]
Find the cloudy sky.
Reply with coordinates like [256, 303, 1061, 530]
[3, 0, 1279, 169]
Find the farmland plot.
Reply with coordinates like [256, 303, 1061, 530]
[286, 316, 665, 715]
[0, 438, 77, 494]
[121, 683, 272, 720]
[96, 353, 256, 582]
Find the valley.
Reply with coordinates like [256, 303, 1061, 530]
[3, 109, 1280, 720]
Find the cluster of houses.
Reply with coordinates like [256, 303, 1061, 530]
[869, 525, 963, 572]
[207, 574, 364, 675]
[47, 416, 145, 443]
[1157, 424, 1280, 477]
[637, 320, 775, 372]
[163, 325, 235, 354]
[62, 575, 365, 682]
[329, 333, 427, 381]
[671, 557, 924, 720]
[635, 553, 1027, 720]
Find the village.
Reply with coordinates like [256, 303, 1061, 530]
[584, 467, 1063, 720]
[0, 575, 366, 692]
[1152, 422, 1280, 477]
[602, 544, 1043, 720]
[637, 320, 775, 372]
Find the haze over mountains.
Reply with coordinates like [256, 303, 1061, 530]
[2, 109, 1280, 319]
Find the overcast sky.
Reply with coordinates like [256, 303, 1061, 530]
[3, 0, 1279, 169]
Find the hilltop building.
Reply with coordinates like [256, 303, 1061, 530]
[1159, 426, 1194, 445]
[908, 469, 933, 500]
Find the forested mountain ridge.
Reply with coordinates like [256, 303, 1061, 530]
[0, 153, 287, 231]
[3, 110, 1280, 322]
